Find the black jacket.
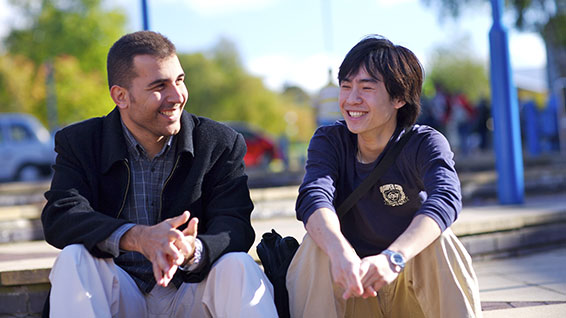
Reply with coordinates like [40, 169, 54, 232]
[41, 107, 255, 283]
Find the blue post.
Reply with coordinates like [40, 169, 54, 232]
[141, 0, 150, 30]
[489, 0, 524, 204]
[523, 100, 541, 156]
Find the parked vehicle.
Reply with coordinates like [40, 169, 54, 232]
[0, 113, 56, 182]
[225, 121, 281, 169]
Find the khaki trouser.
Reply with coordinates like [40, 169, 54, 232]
[286, 229, 482, 318]
[49, 244, 278, 318]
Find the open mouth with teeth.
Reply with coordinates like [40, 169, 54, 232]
[159, 108, 181, 119]
[160, 110, 176, 116]
[347, 111, 366, 118]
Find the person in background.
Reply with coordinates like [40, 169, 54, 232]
[42, 30, 277, 318]
[286, 35, 482, 317]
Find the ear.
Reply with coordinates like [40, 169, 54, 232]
[393, 99, 406, 110]
[110, 85, 129, 109]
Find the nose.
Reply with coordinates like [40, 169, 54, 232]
[345, 87, 362, 105]
[168, 82, 186, 104]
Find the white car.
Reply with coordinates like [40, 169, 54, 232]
[0, 113, 56, 182]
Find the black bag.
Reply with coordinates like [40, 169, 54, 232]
[256, 126, 415, 317]
[256, 229, 299, 318]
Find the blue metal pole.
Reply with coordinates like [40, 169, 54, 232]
[488, 0, 524, 204]
[523, 100, 540, 156]
[141, 0, 150, 30]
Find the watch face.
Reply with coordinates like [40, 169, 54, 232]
[392, 253, 404, 264]
[383, 249, 405, 271]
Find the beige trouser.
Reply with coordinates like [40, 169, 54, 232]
[286, 229, 482, 318]
[49, 244, 278, 318]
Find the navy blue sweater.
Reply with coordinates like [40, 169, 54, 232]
[296, 121, 462, 257]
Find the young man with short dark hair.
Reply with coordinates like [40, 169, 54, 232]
[287, 35, 482, 318]
[42, 31, 277, 317]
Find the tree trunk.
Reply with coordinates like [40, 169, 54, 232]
[541, 13, 566, 94]
[541, 12, 566, 154]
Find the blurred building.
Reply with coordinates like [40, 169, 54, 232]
[314, 69, 341, 127]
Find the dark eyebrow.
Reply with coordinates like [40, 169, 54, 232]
[147, 73, 185, 88]
[147, 78, 168, 88]
[358, 78, 379, 84]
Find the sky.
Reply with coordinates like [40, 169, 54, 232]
[0, 0, 547, 94]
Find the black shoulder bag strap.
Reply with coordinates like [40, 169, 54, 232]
[336, 126, 416, 218]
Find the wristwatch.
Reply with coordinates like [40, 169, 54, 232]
[179, 239, 203, 272]
[381, 249, 406, 273]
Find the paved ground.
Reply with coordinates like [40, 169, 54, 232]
[476, 247, 566, 316]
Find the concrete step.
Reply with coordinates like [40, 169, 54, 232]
[1, 194, 566, 317]
[2, 151, 566, 206]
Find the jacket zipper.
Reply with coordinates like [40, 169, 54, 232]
[158, 155, 181, 221]
[116, 159, 131, 219]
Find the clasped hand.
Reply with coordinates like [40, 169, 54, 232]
[121, 211, 199, 287]
[331, 251, 399, 300]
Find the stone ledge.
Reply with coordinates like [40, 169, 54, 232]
[0, 268, 51, 286]
[0, 241, 58, 287]
[460, 222, 566, 260]
[6, 224, 565, 289]
[452, 198, 566, 236]
[0, 205, 42, 222]
[1, 223, 566, 318]
[250, 185, 298, 202]
[1, 195, 565, 318]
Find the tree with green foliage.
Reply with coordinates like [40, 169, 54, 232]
[421, 0, 566, 93]
[5, 0, 126, 73]
[0, 54, 44, 115]
[1, 2, 316, 140]
[1, 0, 126, 128]
[178, 38, 315, 142]
[282, 84, 312, 106]
[424, 36, 490, 103]
[52, 55, 115, 125]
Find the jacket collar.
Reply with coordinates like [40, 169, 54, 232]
[100, 107, 196, 174]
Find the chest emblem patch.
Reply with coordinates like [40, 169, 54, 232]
[380, 184, 409, 207]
